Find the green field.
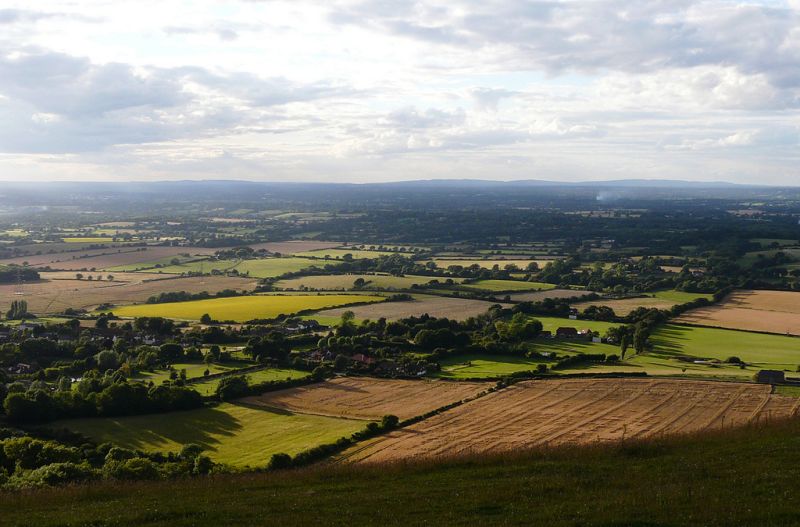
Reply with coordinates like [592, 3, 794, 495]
[649, 323, 800, 370]
[105, 255, 203, 272]
[132, 361, 254, 385]
[148, 257, 322, 278]
[275, 273, 447, 291]
[111, 293, 386, 322]
[651, 290, 713, 303]
[56, 403, 367, 467]
[460, 279, 557, 292]
[533, 316, 618, 334]
[294, 249, 412, 259]
[189, 368, 309, 396]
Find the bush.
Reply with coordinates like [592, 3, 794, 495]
[104, 457, 161, 480]
[268, 453, 292, 470]
[8, 462, 97, 488]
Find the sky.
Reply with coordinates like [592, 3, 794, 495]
[0, 0, 798, 184]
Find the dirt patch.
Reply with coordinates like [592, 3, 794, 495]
[315, 295, 506, 321]
[241, 377, 490, 420]
[676, 290, 800, 336]
[340, 378, 799, 464]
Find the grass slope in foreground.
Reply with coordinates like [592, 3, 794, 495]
[54, 403, 366, 468]
[6, 420, 800, 526]
[111, 293, 385, 322]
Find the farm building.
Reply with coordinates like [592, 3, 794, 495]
[755, 370, 785, 384]
[556, 327, 578, 337]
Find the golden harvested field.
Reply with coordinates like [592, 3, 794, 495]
[0, 275, 258, 314]
[509, 289, 592, 302]
[340, 378, 800, 464]
[314, 294, 507, 321]
[0, 246, 216, 271]
[247, 241, 341, 255]
[676, 290, 800, 335]
[242, 377, 490, 421]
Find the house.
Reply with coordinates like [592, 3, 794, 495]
[352, 353, 376, 365]
[755, 370, 785, 384]
[556, 327, 578, 338]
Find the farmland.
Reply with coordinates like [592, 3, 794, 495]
[111, 293, 386, 322]
[0, 246, 218, 271]
[246, 241, 341, 254]
[57, 403, 366, 467]
[425, 258, 550, 270]
[648, 323, 800, 370]
[312, 294, 508, 321]
[675, 289, 800, 335]
[0, 275, 258, 314]
[459, 279, 556, 292]
[274, 273, 448, 291]
[339, 378, 799, 464]
[294, 249, 413, 259]
[573, 290, 713, 316]
[147, 257, 323, 278]
[242, 377, 490, 420]
[509, 289, 592, 302]
[190, 368, 309, 396]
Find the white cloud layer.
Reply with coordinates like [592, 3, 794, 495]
[0, 0, 798, 183]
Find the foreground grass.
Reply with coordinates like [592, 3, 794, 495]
[5, 420, 800, 526]
[52, 403, 366, 467]
[111, 293, 385, 322]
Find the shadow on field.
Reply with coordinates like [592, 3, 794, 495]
[86, 407, 243, 453]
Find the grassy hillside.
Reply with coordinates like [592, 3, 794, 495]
[4, 419, 800, 526]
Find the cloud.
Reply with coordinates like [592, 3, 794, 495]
[0, 47, 355, 153]
[163, 21, 263, 42]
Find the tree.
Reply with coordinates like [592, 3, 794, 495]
[75, 273, 83, 280]
[6, 300, 29, 320]
[216, 376, 250, 400]
[200, 313, 213, 325]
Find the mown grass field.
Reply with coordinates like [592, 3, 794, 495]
[437, 353, 549, 378]
[649, 323, 800, 370]
[573, 290, 712, 316]
[132, 362, 247, 385]
[149, 257, 322, 278]
[111, 293, 385, 322]
[61, 237, 116, 243]
[7, 419, 800, 526]
[54, 403, 366, 468]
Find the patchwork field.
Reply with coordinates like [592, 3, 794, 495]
[313, 294, 507, 321]
[274, 273, 448, 291]
[242, 377, 490, 420]
[111, 293, 386, 322]
[0, 275, 258, 314]
[0, 246, 218, 271]
[339, 378, 800, 464]
[57, 403, 365, 467]
[675, 290, 800, 336]
[573, 291, 712, 316]
[148, 257, 323, 278]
